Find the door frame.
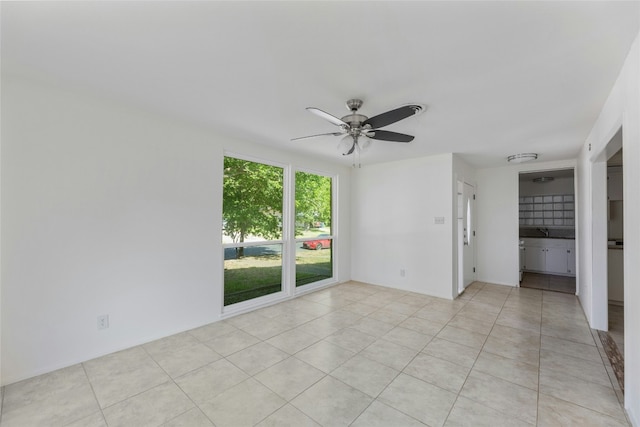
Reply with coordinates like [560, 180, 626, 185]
[457, 179, 476, 295]
[592, 126, 623, 331]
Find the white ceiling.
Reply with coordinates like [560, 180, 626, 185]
[2, 1, 639, 167]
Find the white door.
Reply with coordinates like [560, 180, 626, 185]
[461, 183, 476, 289]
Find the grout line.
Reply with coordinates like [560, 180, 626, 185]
[171, 375, 217, 425]
[536, 290, 545, 426]
[441, 304, 481, 424]
[80, 363, 109, 425]
[137, 343, 219, 426]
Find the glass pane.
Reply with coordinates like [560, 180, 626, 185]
[295, 171, 332, 238]
[223, 157, 284, 243]
[224, 244, 282, 306]
[296, 241, 332, 287]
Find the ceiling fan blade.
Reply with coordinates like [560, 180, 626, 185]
[367, 130, 414, 142]
[363, 104, 424, 129]
[306, 107, 348, 127]
[291, 132, 344, 141]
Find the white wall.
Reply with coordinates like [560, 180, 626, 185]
[0, 25, 3, 392]
[0, 76, 352, 385]
[475, 160, 577, 287]
[577, 33, 640, 425]
[476, 166, 518, 286]
[350, 154, 455, 299]
[452, 155, 477, 189]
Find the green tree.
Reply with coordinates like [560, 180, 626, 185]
[295, 171, 332, 235]
[223, 157, 283, 257]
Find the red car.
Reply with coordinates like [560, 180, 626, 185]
[302, 234, 331, 250]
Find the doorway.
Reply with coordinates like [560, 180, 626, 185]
[603, 139, 625, 393]
[458, 181, 475, 294]
[518, 169, 576, 293]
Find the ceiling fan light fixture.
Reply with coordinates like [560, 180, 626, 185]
[507, 153, 538, 163]
[359, 137, 371, 151]
[337, 135, 352, 154]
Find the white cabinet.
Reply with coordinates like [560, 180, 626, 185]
[546, 247, 568, 274]
[524, 246, 545, 271]
[522, 238, 575, 276]
[567, 248, 576, 275]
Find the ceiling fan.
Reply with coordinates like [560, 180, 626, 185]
[292, 99, 425, 166]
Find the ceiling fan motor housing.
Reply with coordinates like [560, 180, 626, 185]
[342, 99, 368, 131]
[341, 113, 368, 127]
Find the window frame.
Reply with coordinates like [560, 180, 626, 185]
[220, 153, 339, 316]
[292, 167, 337, 294]
[221, 152, 290, 315]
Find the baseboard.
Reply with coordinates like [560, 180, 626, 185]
[476, 278, 518, 287]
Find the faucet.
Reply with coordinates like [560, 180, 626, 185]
[537, 227, 549, 237]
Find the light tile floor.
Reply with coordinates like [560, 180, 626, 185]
[520, 272, 576, 294]
[0, 281, 630, 426]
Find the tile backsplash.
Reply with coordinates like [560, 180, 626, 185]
[519, 194, 574, 226]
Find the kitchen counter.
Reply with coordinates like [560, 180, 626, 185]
[519, 227, 574, 240]
[521, 237, 575, 247]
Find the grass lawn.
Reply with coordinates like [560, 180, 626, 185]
[224, 247, 332, 306]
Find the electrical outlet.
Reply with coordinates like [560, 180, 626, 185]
[97, 315, 109, 330]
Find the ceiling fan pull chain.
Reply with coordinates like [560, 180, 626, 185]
[353, 144, 357, 168]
